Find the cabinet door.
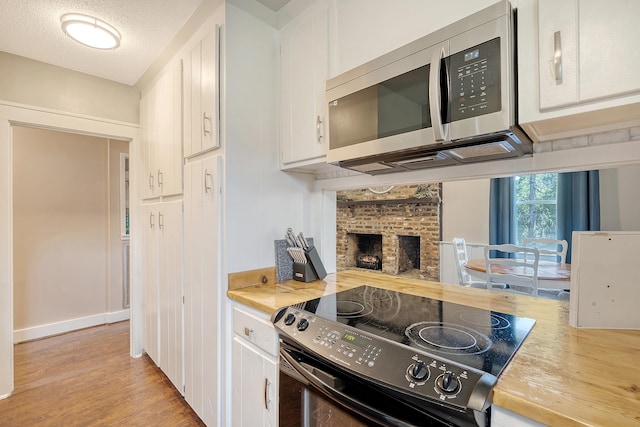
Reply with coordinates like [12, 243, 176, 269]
[538, 0, 640, 110]
[579, 0, 640, 102]
[184, 27, 220, 158]
[183, 161, 204, 411]
[156, 61, 183, 196]
[141, 204, 159, 365]
[141, 86, 159, 199]
[538, 0, 578, 110]
[232, 337, 278, 427]
[280, 7, 329, 165]
[157, 200, 184, 392]
[201, 27, 220, 152]
[184, 156, 221, 426]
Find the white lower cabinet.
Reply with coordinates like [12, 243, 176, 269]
[184, 154, 222, 426]
[491, 405, 546, 427]
[231, 304, 279, 427]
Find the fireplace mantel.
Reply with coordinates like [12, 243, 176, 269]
[337, 197, 440, 207]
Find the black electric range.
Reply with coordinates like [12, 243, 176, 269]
[272, 285, 535, 427]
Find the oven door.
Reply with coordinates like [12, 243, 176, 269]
[278, 340, 486, 427]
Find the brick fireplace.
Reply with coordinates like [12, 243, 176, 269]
[336, 184, 441, 281]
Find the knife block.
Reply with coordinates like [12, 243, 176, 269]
[291, 246, 327, 283]
[305, 246, 327, 280]
[293, 262, 316, 282]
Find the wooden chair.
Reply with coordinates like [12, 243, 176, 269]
[484, 244, 540, 296]
[523, 238, 568, 263]
[452, 238, 487, 288]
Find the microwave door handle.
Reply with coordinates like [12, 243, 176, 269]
[429, 47, 447, 142]
[279, 348, 414, 427]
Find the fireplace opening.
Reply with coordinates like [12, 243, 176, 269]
[398, 235, 420, 273]
[349, 233, 382, 270]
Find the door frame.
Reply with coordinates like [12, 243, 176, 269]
[0, 101, 142, 399]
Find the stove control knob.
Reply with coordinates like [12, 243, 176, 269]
[297, 318, 310, 331]
[436, 371, 460, 394]
[408, 360, 429, 381]
[284, 313, 296, 326]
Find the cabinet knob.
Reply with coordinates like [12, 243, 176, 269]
[244, 327, 253, 336]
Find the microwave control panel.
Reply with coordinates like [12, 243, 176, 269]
[449, 37, 502, 122]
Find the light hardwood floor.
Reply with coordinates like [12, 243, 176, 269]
[0, 321, 206, 426]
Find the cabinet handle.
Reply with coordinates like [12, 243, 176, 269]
[149, 173, 154, 190]
[203, 112, 212, 136]
[316, 115, 323, 143]
[204, 168, 213, 193]
[157, 170, 163, 188]
[149, 212, 155, 229]
[553, 31, 563, 85]
[244, 327, 253, 337]
[158, 212, 164, 229]
[264, 378, 271, 410]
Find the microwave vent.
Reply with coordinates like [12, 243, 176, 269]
[348, 162, 394, 174]
[448, 142, 514, 160]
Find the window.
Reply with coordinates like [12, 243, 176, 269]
[514, 173, 558, 246]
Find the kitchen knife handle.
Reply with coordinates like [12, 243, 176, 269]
[204, 169, 213, 193]
[553, 31, 563, 85]
[316, 115, 323, 143]
[203, 112, 212, 136]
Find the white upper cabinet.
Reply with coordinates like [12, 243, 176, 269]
[279, 5, 329, 168]
[519, 0, 640, 141]
[183, 26, 220, 158]
[141, 60, 183, 198]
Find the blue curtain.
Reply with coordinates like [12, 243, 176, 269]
[489, 177, 516, 257]
[557, 170, 600, 263]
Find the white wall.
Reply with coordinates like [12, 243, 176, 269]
[0, 52, 139, 124]
[224, 3, 316, 274]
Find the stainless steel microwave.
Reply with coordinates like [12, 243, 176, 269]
[325, 0, 532, 175]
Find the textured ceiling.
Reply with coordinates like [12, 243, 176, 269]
[0, 0, 205, 86]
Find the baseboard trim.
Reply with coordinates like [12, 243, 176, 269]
[13, 310, 131, 343]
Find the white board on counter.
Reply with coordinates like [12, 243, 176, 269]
[570, 231, 640, 329]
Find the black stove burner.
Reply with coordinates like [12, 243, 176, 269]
[336, 300, 372, 318]
[458, 311, 511, 330]
[405, 322, 492, 355]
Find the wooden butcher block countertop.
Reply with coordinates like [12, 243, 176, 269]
[227, 269, 640, 427]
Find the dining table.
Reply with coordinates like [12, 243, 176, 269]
[464, 258, 571, 290]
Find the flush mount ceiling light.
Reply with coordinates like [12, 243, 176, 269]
[61, 13, 121, 50]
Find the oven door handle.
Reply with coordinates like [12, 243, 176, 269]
[280, 347, 414, 427]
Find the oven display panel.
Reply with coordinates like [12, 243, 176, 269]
[342, 331, 370, 348]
